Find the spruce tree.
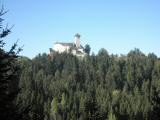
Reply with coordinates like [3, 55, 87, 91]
[0, 7, 22, 120]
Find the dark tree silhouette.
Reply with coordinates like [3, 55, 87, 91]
[0, 7, 22, 120]
[84, 44, 91, 54]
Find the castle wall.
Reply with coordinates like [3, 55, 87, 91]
[53, 44, 70, 53]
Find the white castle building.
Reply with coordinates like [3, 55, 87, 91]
[51, 33, 86, 57]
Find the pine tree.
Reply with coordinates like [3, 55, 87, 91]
[0, 7, 22, 120]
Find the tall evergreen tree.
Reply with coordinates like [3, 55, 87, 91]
[0, 7, 22, 120]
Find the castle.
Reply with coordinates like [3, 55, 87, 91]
[50, 33, 86, 57]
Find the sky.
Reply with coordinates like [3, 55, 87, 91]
[1, 0, 160, 58]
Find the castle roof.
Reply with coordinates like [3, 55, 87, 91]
[55, 42, 74, 46]
[55, 42, 84, 49]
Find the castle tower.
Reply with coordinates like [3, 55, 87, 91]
[74, 33, 81, 48]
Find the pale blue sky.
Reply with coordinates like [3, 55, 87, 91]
[1, 0, 160, 58]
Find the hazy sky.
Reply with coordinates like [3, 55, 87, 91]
[1, 0, 160, 58]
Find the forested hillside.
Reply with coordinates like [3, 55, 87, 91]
[17, 49, 160, 120]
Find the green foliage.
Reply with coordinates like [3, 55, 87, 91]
[17, 48, 160, 120]
[84, 44, 91, 54]
[61, 93, 66, 109]
[51, 97, 58, 114]
[0, 7, 23, 120]
[108, 111, 117, 120]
